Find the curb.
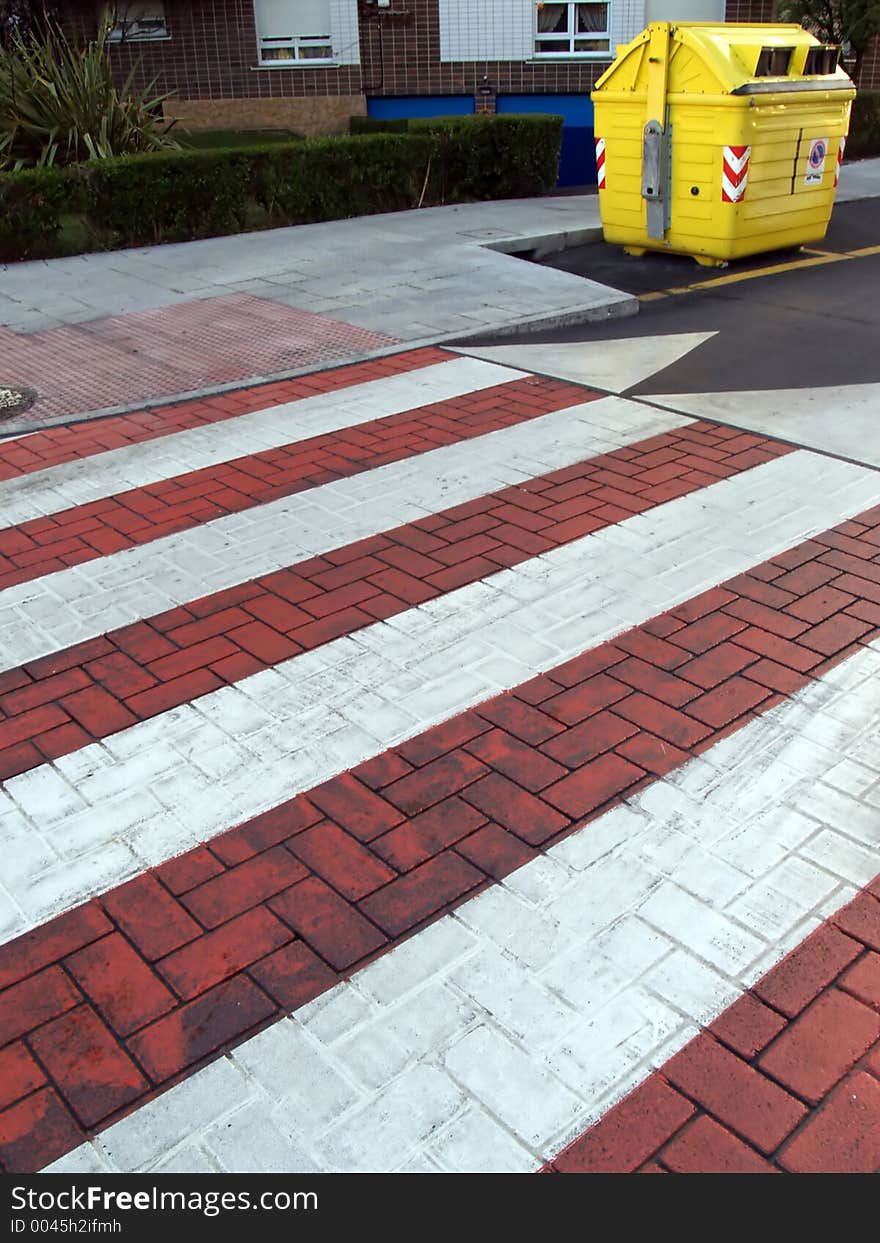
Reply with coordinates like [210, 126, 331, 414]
[483, 225, 606, 259]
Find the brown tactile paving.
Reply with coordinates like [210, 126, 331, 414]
[0, 296, 401, 429]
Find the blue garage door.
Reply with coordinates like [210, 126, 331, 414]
[367, 96, 475, 120]
[496, 94, 595, 188]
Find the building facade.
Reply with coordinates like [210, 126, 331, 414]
[68, 2, 873, 186]
[73, 0, 786, 133]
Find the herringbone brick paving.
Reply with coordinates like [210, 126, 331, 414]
[3, 343, 880, 1176]
[2, 500, 880, 1172]
[0, 421, 791, 781]
[546, 891, 880, 1173]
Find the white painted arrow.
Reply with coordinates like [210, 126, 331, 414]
[644, 383, 880, 469]
[453, 332, 717, 395]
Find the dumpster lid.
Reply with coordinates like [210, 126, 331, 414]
[593, 22, 855, 98]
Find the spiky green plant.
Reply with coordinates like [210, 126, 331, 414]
[0, 20, 179, 169]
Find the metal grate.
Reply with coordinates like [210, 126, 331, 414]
[0, 385, 37, 419]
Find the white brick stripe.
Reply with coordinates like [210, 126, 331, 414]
[0, 357, 520, 532]
[0, 396, 684, 673]
[46, 641, 880, 1173]
[2, 451, 879, 941]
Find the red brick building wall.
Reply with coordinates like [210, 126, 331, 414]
[66, 1, 877, 132]
[723, 0, 772, 20]
[860, 36, 880, 89]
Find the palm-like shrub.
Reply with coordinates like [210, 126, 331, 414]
[0, 21, 179, 169]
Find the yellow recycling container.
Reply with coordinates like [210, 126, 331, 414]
[591, 22, 856, 264]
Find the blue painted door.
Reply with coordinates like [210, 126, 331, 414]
[496, 94, 595, 188]
[367, 96, 475, 119]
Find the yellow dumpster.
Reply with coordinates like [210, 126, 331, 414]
[591, 22, 856, 265]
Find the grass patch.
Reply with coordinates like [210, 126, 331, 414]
[180, 129, 303, 150]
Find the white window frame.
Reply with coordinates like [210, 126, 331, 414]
[104, 2, 170, 43]
[533, 1, 612, 60]
[253, 1, 335, 68]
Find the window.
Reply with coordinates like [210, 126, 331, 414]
[254, 0, 334, 65]
[534, 2, 610, 58]
[104, 2, 169, 42]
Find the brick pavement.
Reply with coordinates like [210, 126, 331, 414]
[1, 342, 879, 1174]
[0, 411, 790, 781]
[546, 892, 880, 1173]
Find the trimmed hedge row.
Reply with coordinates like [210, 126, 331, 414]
[0, 167, 69, 263]
[848, 91, 880, 159]
[349, 113, 564, 201]
[0, 115, 563, 263]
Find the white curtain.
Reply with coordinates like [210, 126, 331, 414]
[537, 4, 568, 34]
[577, 3, 608, 32]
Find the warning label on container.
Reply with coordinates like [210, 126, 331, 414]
[805, 138, 828, 185]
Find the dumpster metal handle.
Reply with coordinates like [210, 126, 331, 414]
[642, 120, 671, 241]
[642, 121, 665, 201]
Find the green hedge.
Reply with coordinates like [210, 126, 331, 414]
[350, 112, 564, 201]
[250, 132, 435, 224]
[848, 91, 880, 159]
[349, 115, 409, 135]
[411, 115, 563, 202]
[0, 167, 69, 263]
[83, 148, 253, 246]
[0, 116, 562, 261]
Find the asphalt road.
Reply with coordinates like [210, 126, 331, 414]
[459, 197, 880, 398]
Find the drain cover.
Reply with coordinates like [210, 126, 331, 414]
[0, 384, 36, 418]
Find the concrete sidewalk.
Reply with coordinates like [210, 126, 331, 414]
[1, 157, 878, 433]
[834, 155, 880, 202]
[0, 195, 623, 338]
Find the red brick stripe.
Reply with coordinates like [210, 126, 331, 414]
[2, 511, 880, 1173]
[0, 423, 792, 781]
[545, 882, 880, 1174]
[0, 373, 594, 592]
[0, 348, 450, 482]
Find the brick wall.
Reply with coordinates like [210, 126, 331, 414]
[356, 0, 609, 95]
[69, 1, 614, 103]
[724, 0, 773, 20]
[67, 1, 364, 132]
[859, 37, 880, 91]
[66, 0, 877, 130]
[70, 1, 362, 98]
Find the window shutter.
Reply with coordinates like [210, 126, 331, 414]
[254, 0, 331, 37]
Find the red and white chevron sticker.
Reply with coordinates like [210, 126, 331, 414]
[595, 137, 606, 189]
[721, 144, 750, 203]
[834, 135, 846, 187]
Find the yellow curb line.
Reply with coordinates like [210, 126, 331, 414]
[638, 242, 880, 301]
